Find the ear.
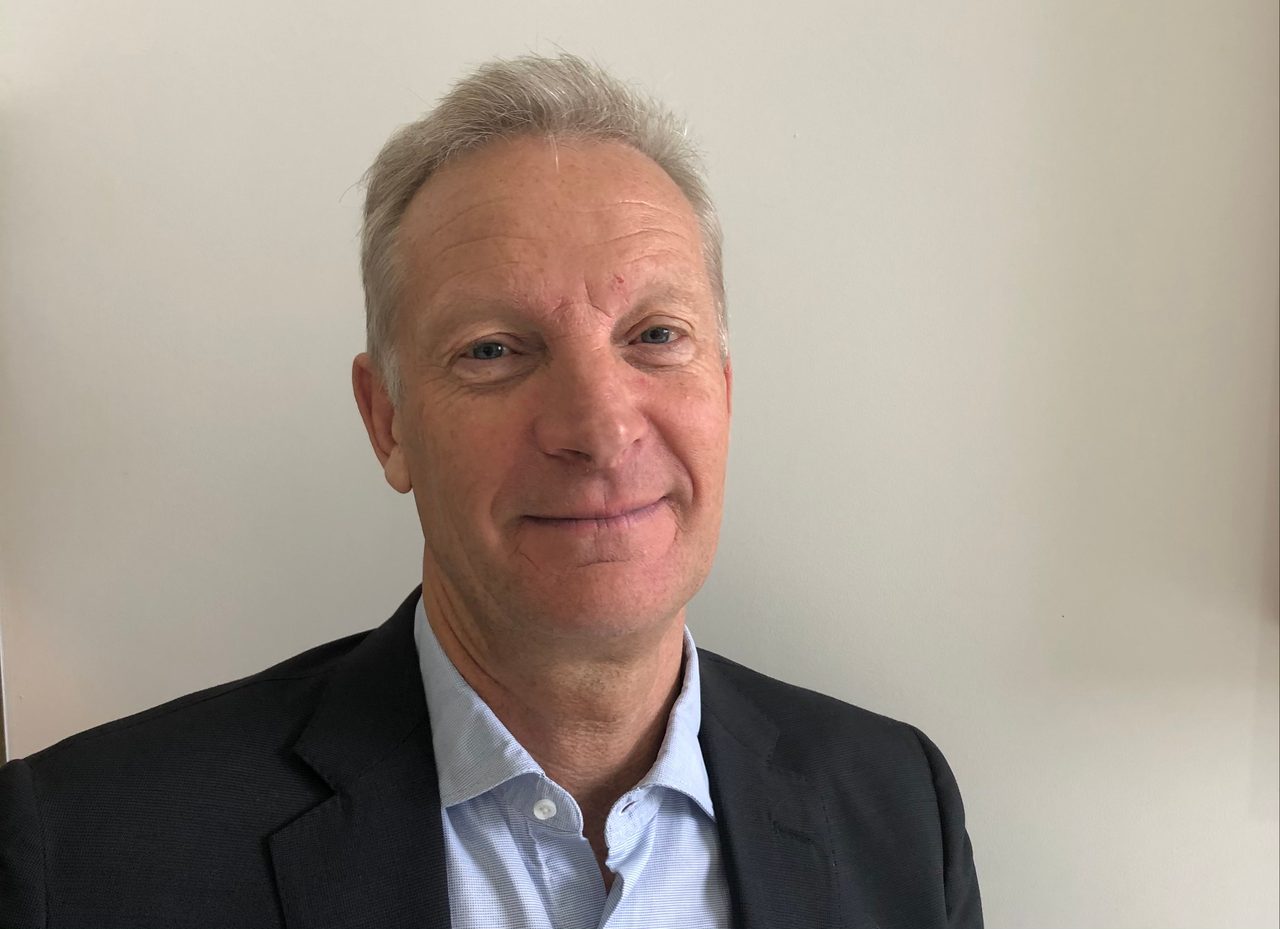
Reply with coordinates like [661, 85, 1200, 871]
[352, 353, 412, 494]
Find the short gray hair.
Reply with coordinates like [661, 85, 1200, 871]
[360, 53, 726, 405]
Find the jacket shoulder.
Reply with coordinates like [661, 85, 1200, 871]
[697, 646, 925, 749]
[0, 588, 428, 928]
[22, 627, 371, 775]
[697, 646, 983, 928]
[696, 646, 956, 829]
[0, 627, 381, 928]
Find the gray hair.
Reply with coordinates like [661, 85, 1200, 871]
[360, 53, 726, 405]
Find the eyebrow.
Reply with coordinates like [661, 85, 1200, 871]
[420, 281, 702, 338]
[421, 295, 524, 333]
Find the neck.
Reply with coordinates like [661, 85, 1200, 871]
[421, 582, 687, 820]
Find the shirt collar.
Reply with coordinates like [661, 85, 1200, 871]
[413, 596, 715, 820]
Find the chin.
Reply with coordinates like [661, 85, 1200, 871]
[511, 563, 700, 641]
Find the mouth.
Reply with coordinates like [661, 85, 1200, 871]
[524, 498, 668, 532]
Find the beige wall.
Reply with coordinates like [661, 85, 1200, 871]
[2, 2, 1276, 926]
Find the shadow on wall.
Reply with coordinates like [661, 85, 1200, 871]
[1264, 305, 1279, 628]
[1026, 0, 1280, 686]
[1253, 303, 1279, 819]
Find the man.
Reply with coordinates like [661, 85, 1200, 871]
[0, 54, 982, 928]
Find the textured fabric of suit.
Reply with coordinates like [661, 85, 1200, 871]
[0, 588, 982, 928]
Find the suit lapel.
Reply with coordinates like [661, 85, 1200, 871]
[268, 588, 451, 929]
[266, 599, 872, 928]
[699, 651, 865, 929]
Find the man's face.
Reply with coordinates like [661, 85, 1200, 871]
[377, 136, 731, 643]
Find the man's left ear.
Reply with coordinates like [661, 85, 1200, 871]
[352, 353, 413, 494]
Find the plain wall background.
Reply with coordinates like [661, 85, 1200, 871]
[2, 2, 1276, 926]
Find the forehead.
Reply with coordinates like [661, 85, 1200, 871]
[396, 136, 707, 315]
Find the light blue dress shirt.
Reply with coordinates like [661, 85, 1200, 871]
[413, 599, 732, 929]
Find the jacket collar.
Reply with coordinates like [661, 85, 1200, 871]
[699, 650, 870, 929]
[268, 586, 451, 929]
[267, 587, 857, 929]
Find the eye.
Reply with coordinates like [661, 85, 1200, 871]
[637, 326, 675, 345]
[465, 341, 508, 360]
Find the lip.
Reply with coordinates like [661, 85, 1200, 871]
[524, 498, 667, 530]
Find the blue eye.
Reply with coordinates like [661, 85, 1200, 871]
[467, 342, 508, 360]
[639, 327, 674, 344]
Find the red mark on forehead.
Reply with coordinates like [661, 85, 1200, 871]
[612, 274, 626, 290]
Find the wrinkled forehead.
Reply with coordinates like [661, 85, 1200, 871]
[401, 136, 701, 246]
[395, 136, 710, 313]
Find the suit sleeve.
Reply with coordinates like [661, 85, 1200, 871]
[911, 727, 983, 929]
[0, 758, 47, 928]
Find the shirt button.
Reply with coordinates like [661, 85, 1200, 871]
[532, 799, 557, 821]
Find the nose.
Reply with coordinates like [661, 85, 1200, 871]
[532, 350, 648, 470]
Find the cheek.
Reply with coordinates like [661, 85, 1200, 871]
[654, 382, 731, 492]
[417, 401, 524, 516]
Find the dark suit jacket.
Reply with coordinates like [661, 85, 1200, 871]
[0, 588, 982, 928]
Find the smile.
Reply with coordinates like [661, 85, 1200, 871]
[524, 499, 668, 532]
